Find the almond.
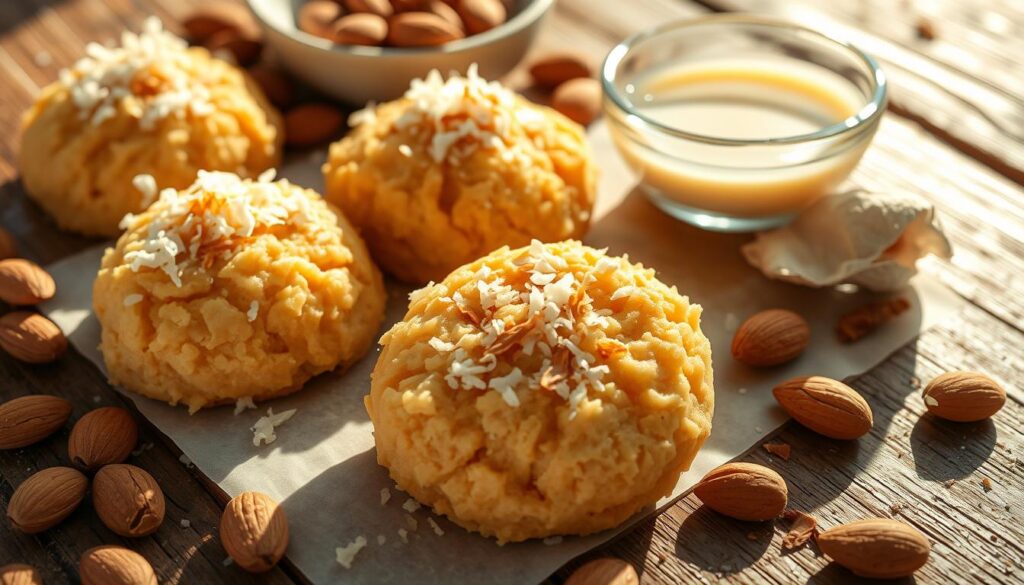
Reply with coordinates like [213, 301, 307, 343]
[204, 30, 263, 67]
[818, 518, 930, 579]
[0, 312, 67, 364]
[247, 66, 295, 108]
[731, 309, 809, 367]
[923, 370, 1006, 422]
[551, 78, 602, 126]
[0, 395, 72, 449]
[529, 54, 591, 89]
[93, 464, 165, 537]
[427, 0, 464, 31]
[457, 0, 506, 34]
[332, 13, 389, 46]
[692, 462, 788, 521]
[0, 228, 17, 261]
[79, 546, 157, 585]
[68, 407, 139, 471]
[772, 376, 873, 440]
[387, 12, 464, 46]
[565, 558, 639, 585]
[298, 0, 344, 39]
[344, 0, 395, 18]
[0, 259, 56, 305]
[220, 491, 289, 573]
[6, 466, 88, 533]
[182, 2, 261, 42]
[0, 563, 41, 585]
[284, 103, 345, 147]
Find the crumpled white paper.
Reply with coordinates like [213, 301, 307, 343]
[742, 189, 953, 292]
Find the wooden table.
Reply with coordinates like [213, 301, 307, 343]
[1, 0, 1021, 583]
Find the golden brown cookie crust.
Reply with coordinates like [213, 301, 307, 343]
[367, 240, 713, 542]
[94, 171, 385, 412]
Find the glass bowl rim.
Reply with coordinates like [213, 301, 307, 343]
[600, 13, 888, 146]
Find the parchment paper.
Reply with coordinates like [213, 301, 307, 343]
[40, 122, 962, 584]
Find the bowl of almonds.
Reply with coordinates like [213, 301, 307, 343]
[247, 0, 553, 103]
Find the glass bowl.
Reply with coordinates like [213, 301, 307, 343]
[601, 14, 887, 232]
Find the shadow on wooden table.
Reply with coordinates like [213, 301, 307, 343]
[0, 180, 101, 264]
[0, 0, 68, 36]
[674, 507, 773, 575]
[807, 562, 918, 585]
[909, 416, 997, 481]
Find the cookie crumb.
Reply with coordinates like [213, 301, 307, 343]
[837, 297, 910, 342]
[762, 442, 792, 461]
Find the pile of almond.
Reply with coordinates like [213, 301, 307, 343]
[182, 3, 346, 148]
[709, 306, 1010, 578]
[527, 54, 602, 126]
[0, 391, 291, 580]
[0, 228, 66, 365]
[296, 0, 508, 48]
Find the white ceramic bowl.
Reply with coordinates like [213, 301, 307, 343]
[246, 0, 554, 104]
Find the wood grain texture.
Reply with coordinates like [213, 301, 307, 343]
[0, 0, 1022, 583]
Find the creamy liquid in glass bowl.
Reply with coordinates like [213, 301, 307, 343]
[603, 16, 887, 231]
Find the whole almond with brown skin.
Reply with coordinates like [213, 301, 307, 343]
[0, 395, 72, 449]
[818, 518, 930, 579]
[427, 0, 464, 31]
[0, 228, 17, 261]
[221, 491, 289, 572]
[93, 464, 165, 537]
[7, 466, 88, 533]
[298, 0, 344, 39]
[247, 66, 295, 108]
[731, 309, 809, 367]
[457, 0, 506, 34]
[552, 78, 602, 126]
[284, 103, 345, 147]
[68, 407, 138, 471]
[0, 312, 67, 364]
[0, 259, 56, 305]
[773, 376, 873, 440]
[204, 29, 263, 67]
[923, 370, 1006, 422]
[333, 13, 389, 46]
[0, 563, 41, 585]
[387, 12, 464, 46]
[529, 54, 591, 89]
[79, 546, 156, 585]
[345, 0, 394, 17]
[565, 558, 638, 585]
[182, 2, 261, 42]
[693, 462, 788, 521]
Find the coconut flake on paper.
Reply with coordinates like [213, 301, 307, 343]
[741, 189, 952, 292]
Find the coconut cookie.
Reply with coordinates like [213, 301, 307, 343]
[366, 240, 714, 543]
[323, 65, 597, 284]
[93, 171, 385, 412]
[19, 18, 282, 237]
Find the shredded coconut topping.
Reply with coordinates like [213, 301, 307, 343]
[351, 64, 518, 164]
[427, 517, 445, 536]
[251, 407, 296, 446]
[246, 300, 259, 322]
[121, 170, 310, 287]
[402, 498, 421, 513]
[233, 397, 256, 415]
[380, 487, 391, 506]
[429, 240, 616, 416]
[58, 17, 213, 129]
[123, 293, 143, 307]
[335, 536, 367, 569]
